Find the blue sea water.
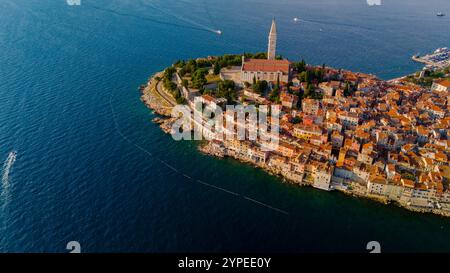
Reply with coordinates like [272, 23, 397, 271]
[0, 0, 450, 253]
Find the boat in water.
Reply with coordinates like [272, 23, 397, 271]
[434, 47, 448, 54]
[437, 12, 445, 17]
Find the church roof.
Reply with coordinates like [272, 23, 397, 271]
[242, 59, 291, 73]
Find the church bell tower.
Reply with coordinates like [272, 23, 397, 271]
[267, 18, 277, 60]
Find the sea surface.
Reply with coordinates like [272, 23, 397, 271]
[0, 0, 450, 253]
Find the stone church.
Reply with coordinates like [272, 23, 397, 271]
[240, 19, 292, 84]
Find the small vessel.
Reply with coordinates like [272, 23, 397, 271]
[434, 47, 448, 53]
[215, 30, 222, 35]
[293, 17, 299, 22]
[437, 12, 445, 17]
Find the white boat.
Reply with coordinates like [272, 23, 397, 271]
[293, 17, 299, 22]
[437, 12, 445, 17]
[434, 47, 448, 54]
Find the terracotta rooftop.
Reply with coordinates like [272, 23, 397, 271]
[436, 79, 450, 88]
[242, 59, 291, 73]
[202, 94, 215, 103]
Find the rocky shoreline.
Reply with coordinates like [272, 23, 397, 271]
[140, 73, 173, 117]
[140, 73, 178, 133]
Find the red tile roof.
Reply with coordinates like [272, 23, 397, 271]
[202, 94, 215, 103]
[436, 79, 450, 88]
[242, 59, 291, 73]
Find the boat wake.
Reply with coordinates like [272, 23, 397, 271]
[1, 151, 17, 206]
[142, 1, 221, 35]
[84, 2, 220, 35]
[2, 151, 17, 188]
[294, 17, 376, 32]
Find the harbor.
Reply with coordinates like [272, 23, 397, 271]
[412, 47, 450, 69]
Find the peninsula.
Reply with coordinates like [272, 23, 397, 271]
[141, 19, 450, 217]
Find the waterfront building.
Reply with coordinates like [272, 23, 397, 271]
[353, 162, 371, 183]
[367, 176, 388, 196]
[268, 155, 291, 173]
[248, 145, 270, 164]
[312, 163, 334, 191]
[276, 141, 297, 158]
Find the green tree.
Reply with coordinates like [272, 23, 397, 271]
[252, 52, 267, 59]
[305, 83, 315, 98]
[269, 88, 280, 103]
[174, 88, 186, 104]
[191, 69, 207, 89]
[174, 60, 185, 68]
[213, 61, 221, 75]
[182, 79, 189, 88]
[314, 68, 324, 83]
[294, 59, 306, 73]
[197, 59, 212, 68]
[164, 80, 177, 92]
[217, 80, 236, 103]
[178, 68, 186, 77]
[291, 116, 302, 124]
[344, 82, 351, 97]
[185, 59, 197, 74]
[164, 67, 176, 80]
[298, 71, 306, 82]
[305, 70, 312, 84]
[253, 80, 268, 94]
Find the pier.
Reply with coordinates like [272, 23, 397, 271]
[412, 47, 450, 69]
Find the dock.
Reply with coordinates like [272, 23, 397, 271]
[412, 47, 450, 69]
